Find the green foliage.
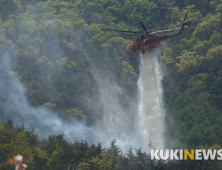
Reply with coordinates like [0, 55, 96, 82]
[86, 24, 106, 48]
[165, 88, 221, 148]
[66, 108, 85, 119]
[176, 50, 205, 74]
[33, 146, 50, 169]
[77, 151, 117, 170]
[117, 61, 136, 77]
[1, 0, 222, 169]
[187, 73, 208, 94]
[193, 13, 221, 41]
[193, 40, 209, 55]
[48, 145, 63, 169]
[57, 57, 76, 71]
[162, 48, 174, 65]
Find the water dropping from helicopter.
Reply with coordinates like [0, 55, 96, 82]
[137, 47, 165, 149]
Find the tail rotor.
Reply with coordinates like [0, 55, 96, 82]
[179, 12, 192, 26]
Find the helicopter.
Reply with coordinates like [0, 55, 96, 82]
[105, 12, 192, 59]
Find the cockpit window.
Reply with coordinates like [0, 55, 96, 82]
[126, 45, 129, 51]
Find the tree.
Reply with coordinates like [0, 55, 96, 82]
[77, 151, 117, 170]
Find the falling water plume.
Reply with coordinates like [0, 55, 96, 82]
[138, 48, 165, 149]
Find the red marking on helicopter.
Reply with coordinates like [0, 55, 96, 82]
[105, 12, 192, 59]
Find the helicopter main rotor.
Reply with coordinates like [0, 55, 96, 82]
[104, 12, 192, 37]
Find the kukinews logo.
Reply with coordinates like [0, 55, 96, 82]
[151, 149, 222, 160]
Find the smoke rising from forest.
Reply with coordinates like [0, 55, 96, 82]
[0, 49, 146, 151]
[0, 19, 144, 151]
[0, 51, 94, 142]
[71, 30, 150, 151]
[89, 63, 145, 151]
[0, 1, 166, 151]
[0, 39, 166, 153]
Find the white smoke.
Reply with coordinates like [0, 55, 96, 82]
[0, 51, 149, 152]
[0, 43, 166, 152]
[137, 48, 165, 149]
[0, 52, 94, 142]
[73, 29, 149, 151]
[90, 68, 148, 152]
[86, 46, 166, 151]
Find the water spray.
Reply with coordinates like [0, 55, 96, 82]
[137, 48, 165, 149]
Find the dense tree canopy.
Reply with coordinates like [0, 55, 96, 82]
[1, 0, 222, 169]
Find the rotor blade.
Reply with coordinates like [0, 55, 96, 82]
[154, 27, 181, 33]
[140, 22, 147, 31]
[178, 19, 183, 22]
[150, 27, 183, 35]
[104, 28, 142, 33]
[184, 12, 188, 21]
[187, 21, 192, 24]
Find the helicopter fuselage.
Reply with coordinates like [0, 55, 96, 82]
[124, 31, 182, 57]
[121, 22, 188, 59]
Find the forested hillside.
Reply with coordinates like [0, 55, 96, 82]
[1, 0, 222, 169]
